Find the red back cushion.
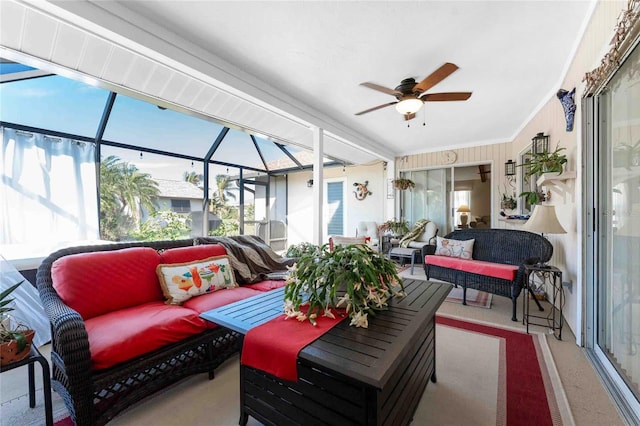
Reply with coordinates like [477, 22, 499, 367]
[52, 247, 162, 320]
[159, 244, 227, 264]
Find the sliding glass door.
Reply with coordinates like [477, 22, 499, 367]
[401, 169, 448, 233]
[401, 164, 492, 235]
[587, 42, 640, 422]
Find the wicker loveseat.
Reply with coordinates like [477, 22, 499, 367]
[423, 228, 553, 321]
[36, 237, 292, 426]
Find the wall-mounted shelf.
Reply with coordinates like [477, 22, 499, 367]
[498, 217, 527, 225]
[537, 171, 576, 198]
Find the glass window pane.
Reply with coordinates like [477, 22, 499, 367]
[597, 43, 640, 402]
[100, 146, 204, 241]
[0, 75, 110, 138]
[211, 129, 265, 170]
[103, 95, 224, 158]
[208, 164, 240, 236]
[254, 138, 298, 170]
[0, 60, 36, 75]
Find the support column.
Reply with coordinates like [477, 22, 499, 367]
[312, 127, 324, 245]
[385, 160, 396, 221]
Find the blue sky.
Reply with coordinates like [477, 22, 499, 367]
[0, 71, 306, 180]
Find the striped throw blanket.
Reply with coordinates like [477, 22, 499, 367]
[399, 219, 430, 248]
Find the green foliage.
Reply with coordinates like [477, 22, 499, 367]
[286, 242, 320, 258]
[0, 281, 22, 317]
[380, 218, 410, 236]
[0, 280, 29, 350]
[519, 190, 547, 206]
[209, 219, 239, 236]
[392, 178, 415, 190]
[131, 210, 191, 241]
[520, 144, 568, 178]
[100, 155, 160, 241]
[284, 244, 404, 328]
[183, 171, 203, 186]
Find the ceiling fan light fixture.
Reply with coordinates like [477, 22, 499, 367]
[395, 98, 423, 115]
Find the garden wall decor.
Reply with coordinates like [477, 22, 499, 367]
[353, 181, 372, 200]
[557, 88, 576, 131]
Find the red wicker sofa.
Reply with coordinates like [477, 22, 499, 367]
[423, 228, 553, 322]
[36, 237, 292, 426]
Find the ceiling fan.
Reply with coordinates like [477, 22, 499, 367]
[355, 62, 472, 121]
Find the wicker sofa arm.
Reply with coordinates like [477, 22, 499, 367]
[421, 244, 436, 259]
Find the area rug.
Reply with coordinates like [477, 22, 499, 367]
[5, 317, 573, 426]
[417, 315, 574, 426]
[445, 286, 493, 308]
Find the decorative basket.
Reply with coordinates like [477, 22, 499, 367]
[0, 329, 35, 366]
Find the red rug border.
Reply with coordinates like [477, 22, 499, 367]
[436, 315, 557, 426]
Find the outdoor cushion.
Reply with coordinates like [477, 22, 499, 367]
[84, 301, 207, 370]
[244, 280, 287, 292]
[182, 286, 263, 317]
[425, 255, 463, 269]
[157, 255, 237, 305]
[51, 247, 162, 320]
[425, 255, 518, 281]
[159, 244, 227, 264]
[435, 236, 474, 259]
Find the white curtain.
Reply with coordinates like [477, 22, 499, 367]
[0, 126, 99, 245]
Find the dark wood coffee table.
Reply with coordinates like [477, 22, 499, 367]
[201, 278, 451, 426]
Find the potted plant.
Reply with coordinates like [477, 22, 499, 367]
[283, 244, 404, 328]
[286, 242, 320, 258]
[519, 189, 548, 207]
[392, 178, 415, 191]
[0, 280, 35, 366]
[379, 218, 410, 236]
[521, 143, 568, 177]
[500, 191, 517, 210]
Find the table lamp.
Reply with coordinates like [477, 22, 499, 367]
[457, 205, 471, 227]
[522, 204, 566, 266]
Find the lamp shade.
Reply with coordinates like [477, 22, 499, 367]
[522, 205, 566, 234]
[456, 205, 471, 213]
[395, 98, 423, 115]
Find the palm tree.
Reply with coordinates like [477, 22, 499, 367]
[100, 155, 159, 239]
[215, 174, 237, 203]
[183, 171, 203, 186]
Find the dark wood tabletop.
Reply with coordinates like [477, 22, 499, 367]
[201, 278, 452, 389]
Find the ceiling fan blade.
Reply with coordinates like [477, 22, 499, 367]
[360, 82, 402, 96]
[355, 101, 398, 116]
[404, 112, 416, 121]
[413, 62, 459, 94]
[421, 92, 472, 102]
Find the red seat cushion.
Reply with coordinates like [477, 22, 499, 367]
[244, 280, 287, 292]
[425, 255, 464, 269]
[52, 247, 162, 320]
[455, 259, 518, 281]
[183, 287, 263, 328]
[425, 255, 518, 281]
[160, 244, 227, 264]
[84, 301, 207, 370]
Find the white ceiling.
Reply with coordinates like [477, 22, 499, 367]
[3, 0, 595, 162]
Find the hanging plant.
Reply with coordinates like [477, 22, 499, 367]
[392, 178, 415, 190]
[520, 143, 568, 177]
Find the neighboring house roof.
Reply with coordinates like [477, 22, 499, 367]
[155, 179, 212, 200]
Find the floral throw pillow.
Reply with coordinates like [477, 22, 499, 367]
[157, 255, 237, 305]
[435, 236, 474, 259]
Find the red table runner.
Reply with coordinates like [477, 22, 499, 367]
[241, 306, 345, 382]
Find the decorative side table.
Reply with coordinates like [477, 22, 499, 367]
[0, 344, 53, 426]
[523, 264, 564, 340]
